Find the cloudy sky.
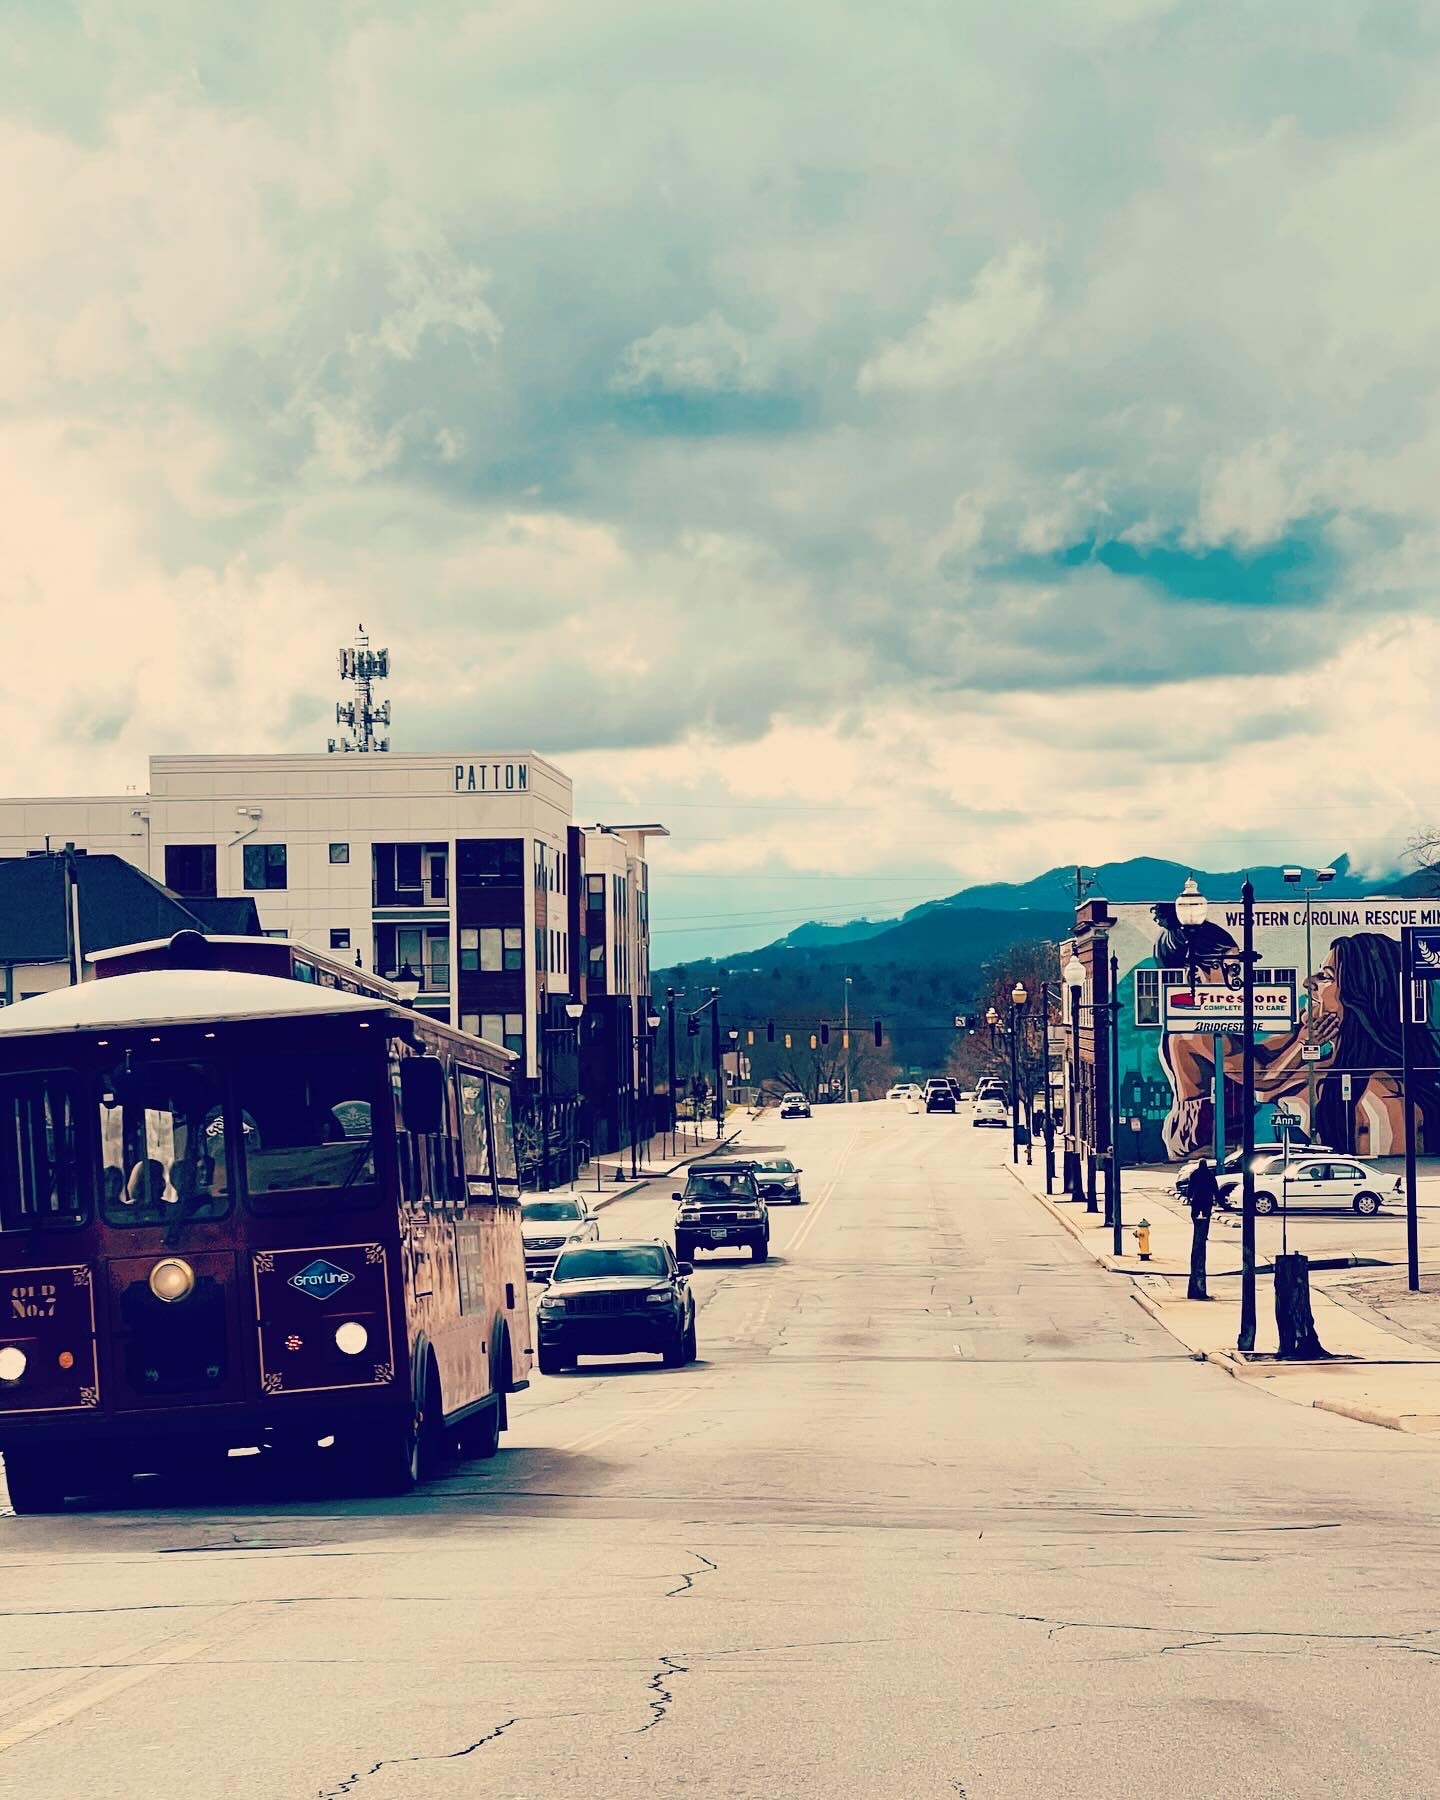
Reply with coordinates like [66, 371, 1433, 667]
[6, 0, 1440, 956]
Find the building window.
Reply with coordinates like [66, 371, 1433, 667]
[373, 843, 447, 907]
[587, 874, 604, 912]
[330, 928, 351, 951]
[329, 843, 350, 865]
[481, 1012, 504, 1046]
[504, 926, 524, 971]
[504, 1013, 524, 1057]
[456, 839, 524, 889]
[375, 923, 450, 991]
[1135, 969, 1160, 1026]
[243, 844, 287, 890]
[164, 843, 217, 899]
[461, 1012, 480, 1036]
[429, 853, 447, 902]
[460, 926, 479, 972]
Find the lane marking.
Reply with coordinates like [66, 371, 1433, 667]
[553, 1385, 692, 1458]
[785, 1130, 860, 1258]
[0, 1605, 253, 1757]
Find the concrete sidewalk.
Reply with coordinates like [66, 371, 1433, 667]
[1008, 1156, 1440, 1440]
[524, 1120, 747, 1213]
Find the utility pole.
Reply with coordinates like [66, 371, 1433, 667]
[709, 987, 723, 1140]
[1238, 879, 1258, 1355]
[666, 987, 679, 1161]
[843, 973, 852, 1103]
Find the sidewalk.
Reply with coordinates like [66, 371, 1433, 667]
[524, 1120, 747, 1213]
[1008, 1157, 1440, 1440]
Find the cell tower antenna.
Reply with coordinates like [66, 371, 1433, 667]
[328, 623, 392, 753]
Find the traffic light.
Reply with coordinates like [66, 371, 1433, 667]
[820, 1023, 830, 1046]
[784, 1033, 792, 1049]
[842, 1031, 850, 1050]
[809, 1034, 817, 1050]
[747, 1029, 755, 1046]
[767, 1020, 775, 1043]
[873, 1018, 883, 1046]
[687, 1015, 700, 1036]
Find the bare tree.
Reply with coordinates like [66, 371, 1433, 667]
[1407, 832, 1440, 895]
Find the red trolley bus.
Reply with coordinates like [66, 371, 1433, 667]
[0, 934, 532, 1512]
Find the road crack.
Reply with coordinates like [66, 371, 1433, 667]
[666, 1550, 718, 1597]
[639, 1654, 688, 1731]
[316, 1718, 519, 1797]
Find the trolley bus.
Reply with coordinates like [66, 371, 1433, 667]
[0, 933, 532, 1512]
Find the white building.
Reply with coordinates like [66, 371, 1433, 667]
[0, 753, 661, 1100]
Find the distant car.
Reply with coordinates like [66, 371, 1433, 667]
[976, 1079, 1006, 1102]
[673, 1161, 770, 1262]
[780, 1092, 811, 1119]
[521, 1196, 600, 1279]
[536, 1240, 696, 1372]
[925, 1087, 956, 1113]
[751, 1156, 804, 1204]
[972, 1097, 1009, 1128]
[886, 1083, 922, 1102]
[1252, 1156, 1398, 1217]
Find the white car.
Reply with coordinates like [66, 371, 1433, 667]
[972, 1098, 1009, 1129]
[522, 1195, 600, 1277]
[886, 1084, 922, 1102]
[1252, 1156, 1400, 1217]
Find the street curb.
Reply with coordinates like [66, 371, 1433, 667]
[1311, 1398, 1440, 1435]
[585, 1128, 745, 1213]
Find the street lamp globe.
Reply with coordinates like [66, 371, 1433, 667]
[392, 961, 421, 1004]
[1316, 866, 1336, 884]
[647, 1011, 662, 1030]
[1175, 876, 1208, 927]
[1063, 955, 1085, 993]
[1010, 982, 1028, 1007]
[564, 1001, 584, 1021]
[985, 1005, 999, 1027]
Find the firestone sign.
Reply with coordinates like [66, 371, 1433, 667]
[454, 762, 528, 792]
[1163, 984, 1296, 1033]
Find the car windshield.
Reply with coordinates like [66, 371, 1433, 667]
[553, 1246, 668, 1281]
[756, 1159, 795, 1173]
[686, 1172, 753, 1198]
[523, 1200, 583, 1222]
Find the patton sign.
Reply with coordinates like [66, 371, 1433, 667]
[454, 762, 529, 792]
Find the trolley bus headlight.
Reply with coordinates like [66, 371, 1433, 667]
[334, 1322, 368, 1356]
[0, 1346, 26, 1383]
[149, 1258, 196, 1303]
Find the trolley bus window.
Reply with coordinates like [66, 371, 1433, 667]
[0, 1072, 85, 1231]
[233, 1050, 377, 1209]
[458, 1071, 495, 1200]
[489, 1079, 519, 1196]
[99, 1061, 230, 1226]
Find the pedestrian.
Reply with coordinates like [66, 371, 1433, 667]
[1186, 1157, 1219, 1301]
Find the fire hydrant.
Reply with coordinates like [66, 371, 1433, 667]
[1133, 1219, 1152, 1261]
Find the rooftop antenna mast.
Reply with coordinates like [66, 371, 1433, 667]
[328, 624, 391, 754]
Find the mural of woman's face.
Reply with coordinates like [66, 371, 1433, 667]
[1307, 956, 1341, 1017]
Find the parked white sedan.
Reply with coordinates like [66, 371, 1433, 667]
[1251, 1156, 1401, 1217]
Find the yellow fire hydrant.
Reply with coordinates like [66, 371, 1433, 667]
[1133, 1219, 1152, 1261]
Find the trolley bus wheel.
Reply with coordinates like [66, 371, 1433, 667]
[458, 1398, 500, 1461]
[3, 1447, 71, 1515]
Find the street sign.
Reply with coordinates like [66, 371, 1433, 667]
[1164, 983, 1295, 1032]
[1300, 1045, 1323, 1063]
[1341, 1072, 1353, 1100]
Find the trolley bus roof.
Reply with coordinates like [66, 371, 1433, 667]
[0, 968, 397, 1037]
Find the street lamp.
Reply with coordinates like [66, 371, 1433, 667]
[1283, 865, 1335, 1149]
[1008, 982, 1028, 1165]
[392, 961, 421, 1005]
[1064, 955, 1087, 1206]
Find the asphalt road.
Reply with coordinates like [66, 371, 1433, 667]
[4, 1105, 1440, 1799]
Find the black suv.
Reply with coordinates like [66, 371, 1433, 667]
[537, 1240, 697, 1373]
[674, 1161, 770, 1262]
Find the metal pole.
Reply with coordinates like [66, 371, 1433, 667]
[1008, 1005, 1021, 1163]
[1095, 951, 1112, 1225]
[1042, 982, 1056, 1193]
[667, 988, 678, 1162]
[1304, 886, 1316, 1139]
[1023, 1004, 1034, 1166]
[1403, 931, 1420, 1292]
[1110, 953, 1123, 1257]
[710, 989, 723, 1140]
[1238, 879, 1258, 1354]
[843, 974, 851, 1103]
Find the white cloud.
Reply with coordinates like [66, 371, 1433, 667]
[856, 246, 1051, 393]
[611, 312, 769, 394]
